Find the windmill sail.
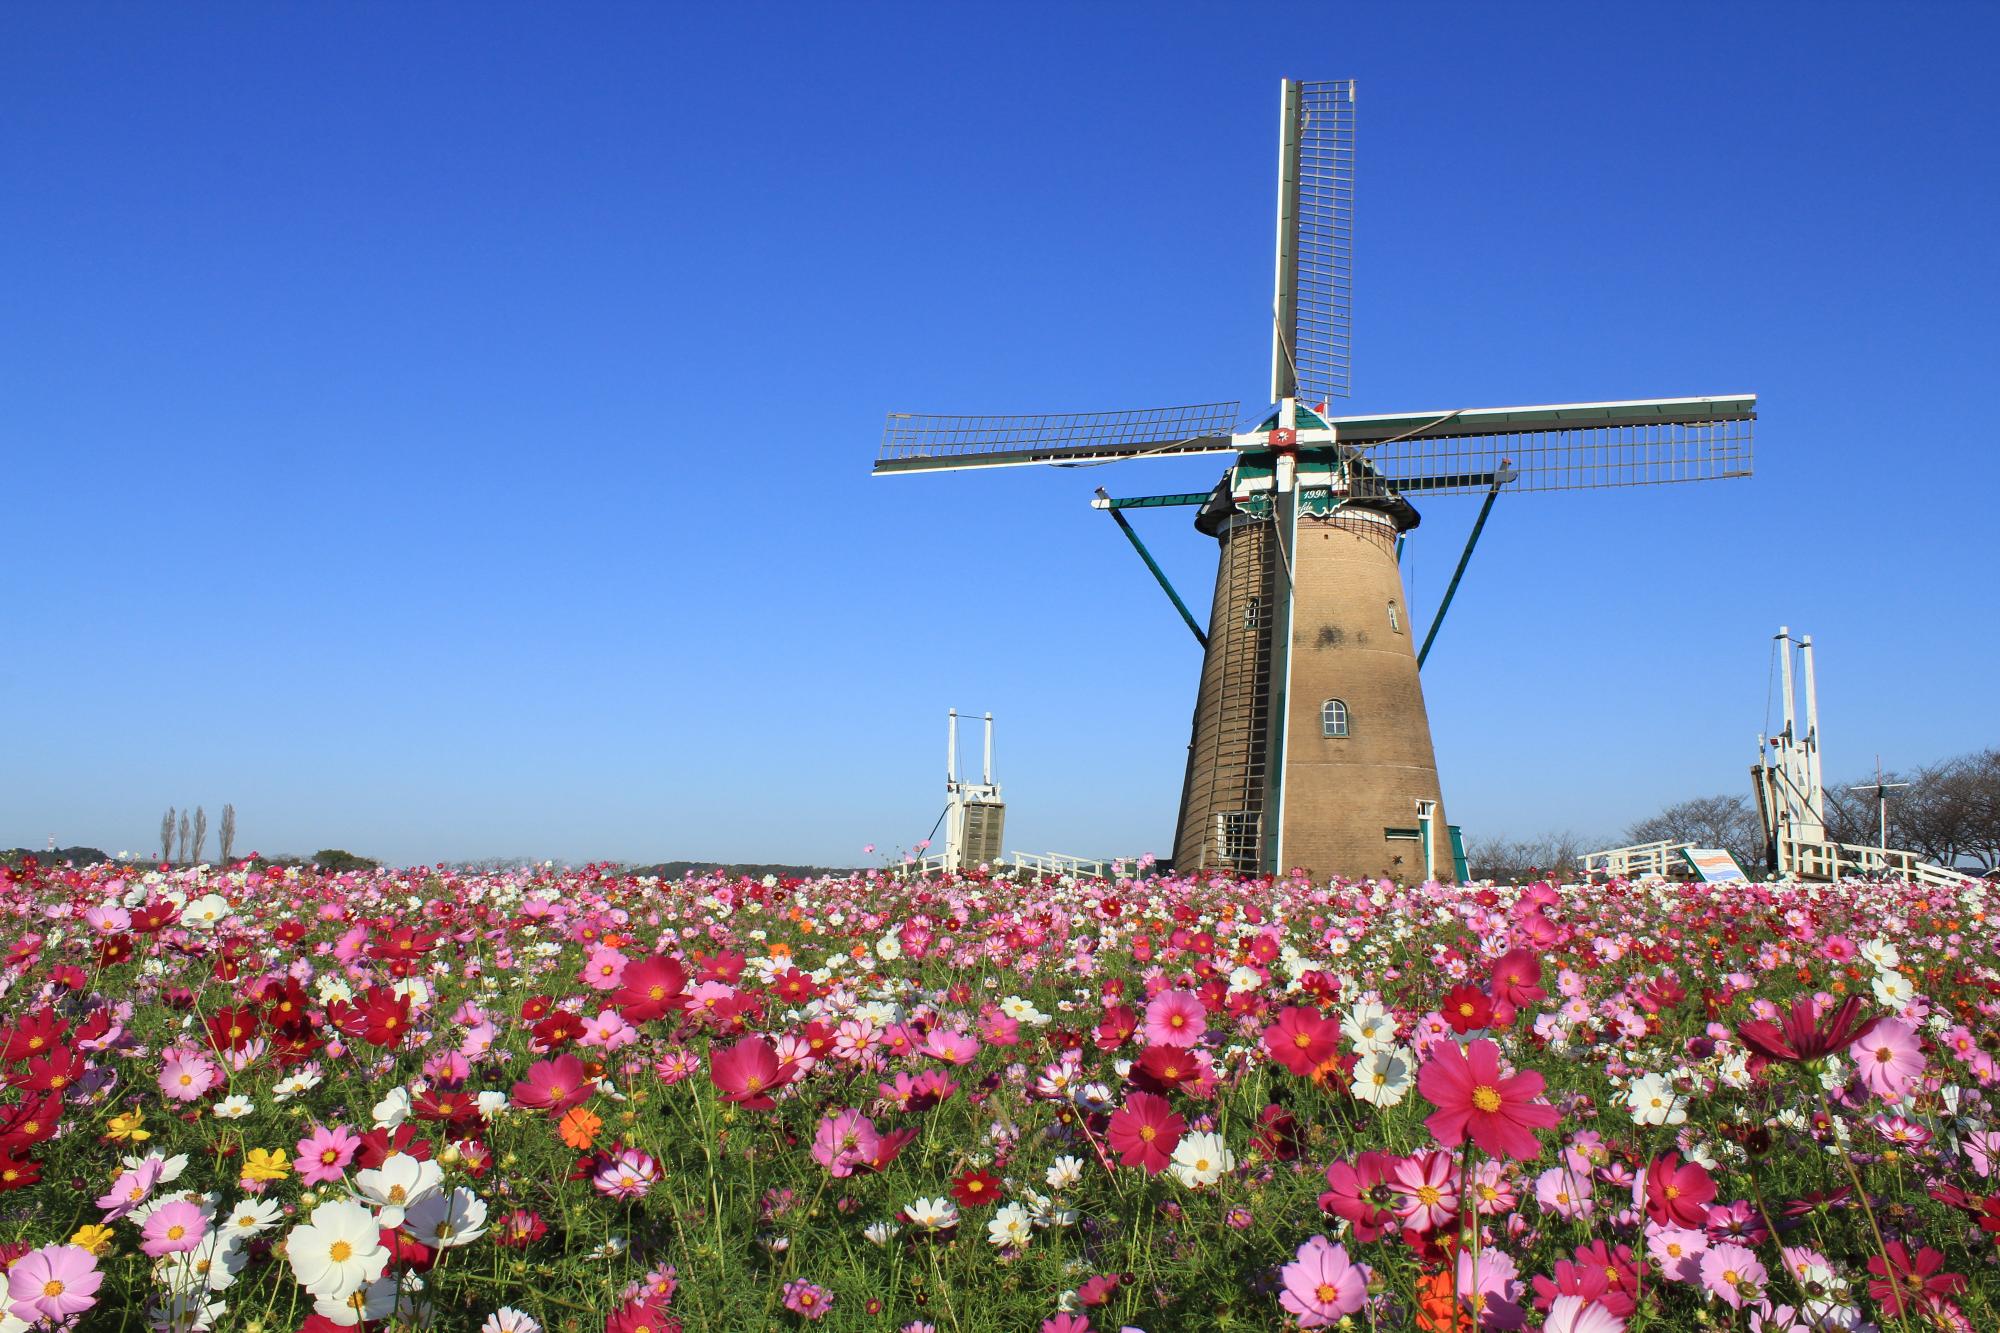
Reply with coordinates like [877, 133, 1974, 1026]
[1272, 79, 1355, 406]
[874, 402, 1242, 475]
[1331, 395, 1756, 497]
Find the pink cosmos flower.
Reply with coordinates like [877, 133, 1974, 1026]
[1143, 990, 1207, 1049]
[7, 1244, 103, 1324]
[579, 1009, 639, 1052]
[1645, 1224, 1708, 1283]
[96, 1159, 163, 1221]
[297, 1124, 362, 1186]
[1849, 1017, 1923, 1100]
[1042, 1316, 1091, 1333]
[158, 1051, 220, 1102]
[1417, 1038, 1559, 1161]
[1543, 1296, 1626, 1333]
[781, 1279, 832, 1320]
[1277, 1235, 1368, 1327]
[1698, 1242, 1766, 1309]
[511, 1052, 592, 1114]
[812, 1108, 881, 1178]
[921, 1029, 980, 1066]
[1387, 1150, 1459, 1233]
[1535, 1165, 1595, 1220]
[580, 946, 629, 991]
[1455, 1247, 1525, 1329]
[140, 1199, 206, 1257]
[592, 1148, 659, 1200]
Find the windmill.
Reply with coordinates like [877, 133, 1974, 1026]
[873, 80, 1756, 883]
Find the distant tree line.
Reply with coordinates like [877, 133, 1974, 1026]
[158, 804, 236, 866]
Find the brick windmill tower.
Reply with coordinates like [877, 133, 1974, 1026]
[874, 80, 1755, 883]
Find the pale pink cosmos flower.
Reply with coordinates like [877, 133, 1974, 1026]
[1544, 1296, 1626, 1333]
[1535, 1165, 1594, 1220]
[833, 1019, 879, 1062]
[1964, 1127, 2000, 1178]
[1277, 1235, 1368, 1326]
[579, 1009, 639, 1052]
[1849, 1018, 1923, 1101]
[1699, 1242, 1767, 1309]
[811, 1108, 881, 1178]
[7, 1244, 103, 1324]
[1386, 1150, 1458, 1232]
[1143, 990, 1207, 1049]
[140, 1200, 206, 1257]
[97, 1159, 164, 1221]
[592, 1149, 658, 1200]
[159, 1052, 220, 1103]
[1645, 1224, 1708, 1283]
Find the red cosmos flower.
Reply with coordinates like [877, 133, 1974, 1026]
[495, 1208, 547, 1248]
[1319, 1150, 1399, 1242]
[0, 1153, 41, 1191]
[380, 1227, 436, 1271]
[1, 1010, 68, 1063]
[1105, 1090, 1185, 1175]
[708, 1035, 797, 1110]
[1415, 1038, 1558, 1161]
[96, 934, 133, 967]
[1643, 1152, 1716, 1228]
[770, 968, 819, 1005]
[614, 956, 689, 1023]
[858, 1128, 918, 1174]
[531, 1010, 588, 1052]
[0, 1093, 60, 1151]
[1261, 1006, 1341, 1077]
[1570, 1240, 1641, 1317]
[1528, 1258, 1611, 1313]
[1737, 994, 1879, 1064]
[1865, 1241, 1966, 1315]
[512, 1053, 593, 1114]
[1131, 1044, 1197, 1092]
[355, 1124, 433, 1168]
[1440, 986, 1494, 1034]
[1252, 1103, 1299, 1161]
[1489, 947, 1547, 1009]
[132, 895, 179, 933]
[520, 995, 554, 1021]
[1095, 1004, 1139, 1050]
[950, 1168, 1002, 1208]
[690, 949, 748, 984]
[203, 1007, 260, 1054]
[359, 989, 411, 1047]
[413, 1089, 477, 1127]
[8, 1049, 84, 1095]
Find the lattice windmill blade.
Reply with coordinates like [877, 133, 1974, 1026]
[1328, 395, 1756, 497]
[874, 402, 1243, 475]
[1272, 79, 1355, 406]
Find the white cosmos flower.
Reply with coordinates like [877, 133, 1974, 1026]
[312, 1274, 401, 1326]
[1169, 1131, 1236, 1188]
[211, 1095, 254, 1121]
[286, 1199, 389, 1299]
[145, 1290, 229, 1333]
[1625, 1072, 1688, 1127]
[1045, 1155, 1084, 1191]
[371, 1087, 412, 1131]
[1860, 938, 1900, 971]
[1352, 1046, 1415, 1108]
[156, 1231, 246, 1294]
[1871, 970, 1914, 1009]
[985, 1201, 1033, 1248]
[182, 895, 231, 929]
[482, 1309, 543, 1333]
[1341, 1001, 1394, 1054]
[862, 1220, 900, 1246]
[902, 1196, 959, 1231]
[219, 1196, 283, 1240]
[475, 1090, 509, 1120]
[353, 1153, 443, 1230]
[403, 1187, 489, 1249]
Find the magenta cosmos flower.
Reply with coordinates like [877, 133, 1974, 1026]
[1105, 1091, 1184, 1175]
[1849, 1018, 1924, 1100]
[7, 1244, 103, 1323]
[1416, 1037, 1559, 1161]
[296, 1124, 362, 1186]
[781, 1279, 832, 1320]
[510, 1052, 592, 1114]
[1278, 1235, 1369, 1327]
[1143, 990, 1206, 1049]
[709, 1035, 797, 1110]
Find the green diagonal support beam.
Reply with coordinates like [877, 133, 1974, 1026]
[1103, 507, 1208, 648]
[1417, 478, 1505, 668]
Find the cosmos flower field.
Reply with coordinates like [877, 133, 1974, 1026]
[1, 858, 1997, 1332]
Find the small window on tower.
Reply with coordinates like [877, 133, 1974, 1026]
[1322, 699, 1349, 737]
[1244, 597, 1262, 630]
[1215, 811, 1261, 870]
[1388, 600, 1402, 633]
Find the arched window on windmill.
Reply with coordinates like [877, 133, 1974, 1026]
[1322, 698, 1350, 738]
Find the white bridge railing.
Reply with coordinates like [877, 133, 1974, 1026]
[1579, 839, 1694, 879]
[1777, 838, 1978, 890]
[895, 852, 1129, 879]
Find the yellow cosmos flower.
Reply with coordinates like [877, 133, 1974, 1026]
[106, 1110, 151, 1143]
[241, 1147, 290, 1182]
[69, 1223, 115, 1255]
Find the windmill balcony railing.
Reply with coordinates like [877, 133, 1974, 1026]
[1579, 839, 1694, 880]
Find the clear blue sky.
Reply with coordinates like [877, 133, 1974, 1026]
[5, 4, 1996, 866]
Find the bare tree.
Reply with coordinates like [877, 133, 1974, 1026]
[177, 811, 191, 866]
[1625, 794, 1763, 871]
[192, 806, 208, 865]
[160, 807, 176, 863]
[1465, 830, 1593, 883]
[219, 804, 236, 865]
